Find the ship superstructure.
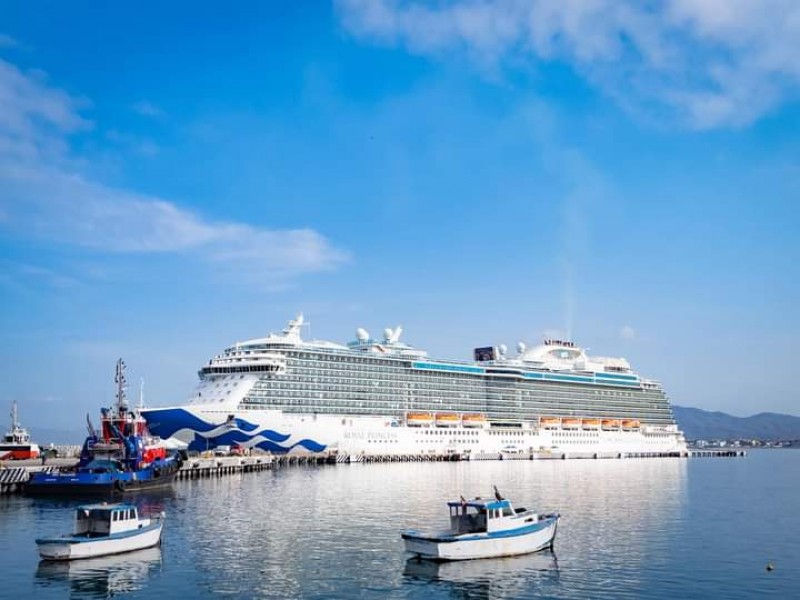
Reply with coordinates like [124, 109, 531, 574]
[142, 315, 686, 457]
[1, 401, 40, 460]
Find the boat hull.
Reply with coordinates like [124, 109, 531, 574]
[37, 522, 163, 561]
[0, 445, 40, 460]
[402, 515, 559, 561]
[141, 406, 687, 457]
[26, 463, 179, 498]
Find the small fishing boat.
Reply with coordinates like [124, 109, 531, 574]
[36, 503, 164, 561]
[401, 488, 560, 561]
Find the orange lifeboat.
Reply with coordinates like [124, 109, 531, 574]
[539, 417, 561, 429]
[461, 414, 487, 427]
[621, 419, 641, 430]
[561, 418, 581, 429]
[601, 419, 620, 430]
[435, 412, 460, 427]
[582, 418, 601, 429]
[406, 412, 433, 427]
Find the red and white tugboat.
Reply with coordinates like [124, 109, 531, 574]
[0, 401, 40, 460]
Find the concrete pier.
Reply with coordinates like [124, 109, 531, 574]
[0, 447, 744, 496]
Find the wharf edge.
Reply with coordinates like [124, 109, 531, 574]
[1, 449, 745, 496]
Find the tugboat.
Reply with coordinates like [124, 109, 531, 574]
[26, 360, 182, 497]
[0, 401, 41, 460]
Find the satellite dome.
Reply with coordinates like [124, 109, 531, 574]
[356, 328, 370, 341]
[517, 342, 526, 354]
[383, 328, 393, 342]
[498, 344, 507, 356]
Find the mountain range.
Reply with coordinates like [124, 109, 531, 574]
[673, 406, 800, 441]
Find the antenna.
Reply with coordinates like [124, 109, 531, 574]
[114, 358, 128, 413]
[10, 400, 19, 429]
[139, 378, 145, 410]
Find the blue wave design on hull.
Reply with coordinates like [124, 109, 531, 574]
[190, 433, 326, 454]
[144, 408, 326, 453]
[143, 408, 290, 443]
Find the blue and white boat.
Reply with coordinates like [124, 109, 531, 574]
[36, 503, 164, 561]
[402, 489, 559, 561]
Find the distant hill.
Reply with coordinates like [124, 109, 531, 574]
[673, 406, 800, 441]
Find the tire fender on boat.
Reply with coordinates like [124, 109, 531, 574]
[115, 480, 126, 492]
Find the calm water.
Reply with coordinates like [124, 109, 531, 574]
[1, 451, 798, 599]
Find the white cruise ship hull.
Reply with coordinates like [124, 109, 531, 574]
[141, 405, 687, 457]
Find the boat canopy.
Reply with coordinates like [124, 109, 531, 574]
[447, 498, 511, 512]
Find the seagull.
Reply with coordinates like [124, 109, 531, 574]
[493, 485, 504, 501]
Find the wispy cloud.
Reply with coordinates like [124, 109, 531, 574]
[0, 58, 349, 284]
[0, 34, 17, 48]
[620, 325, 637, 340]
[336, 0, 800, 129]
[131, 100, 164, 118]
[0, 260, 80, 290]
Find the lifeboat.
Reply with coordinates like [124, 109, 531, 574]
[435, 412, 460, 427]
[406, 412, 434, 427]
[601, 419, 620, 430]
[539, 417, 561, 429]
[461, 414, 487, 428]
[581, 418, 601, 429]
[561, 418, 581, 429]
[621, 419, 641, 430]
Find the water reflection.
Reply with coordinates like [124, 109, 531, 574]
[403, 551, 560, 599]
[34, 546, 162, 599]
[5, 453, 799, 598]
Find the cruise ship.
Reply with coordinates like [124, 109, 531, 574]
[141, 315, 687, 458]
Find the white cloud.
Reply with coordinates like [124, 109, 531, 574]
[132, 100, 164, 118]
[336, 0, 800, 128]
[620, 325, 637, 340]
[0, 58, 349, 283]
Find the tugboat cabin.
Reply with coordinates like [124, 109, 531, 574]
[74, 503, 141, 537]
[447, 498, 539, 535]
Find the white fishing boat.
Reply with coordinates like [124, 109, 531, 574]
[36, 503, 164, 561]
[401, 488, 559, 561]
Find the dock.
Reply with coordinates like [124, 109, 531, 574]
[0, 448, 745, 495]
[688, 449, 747, 458]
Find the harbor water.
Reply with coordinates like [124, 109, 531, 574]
[0, 451, 798, 599]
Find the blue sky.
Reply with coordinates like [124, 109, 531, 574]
[1, 1, 798, 438]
